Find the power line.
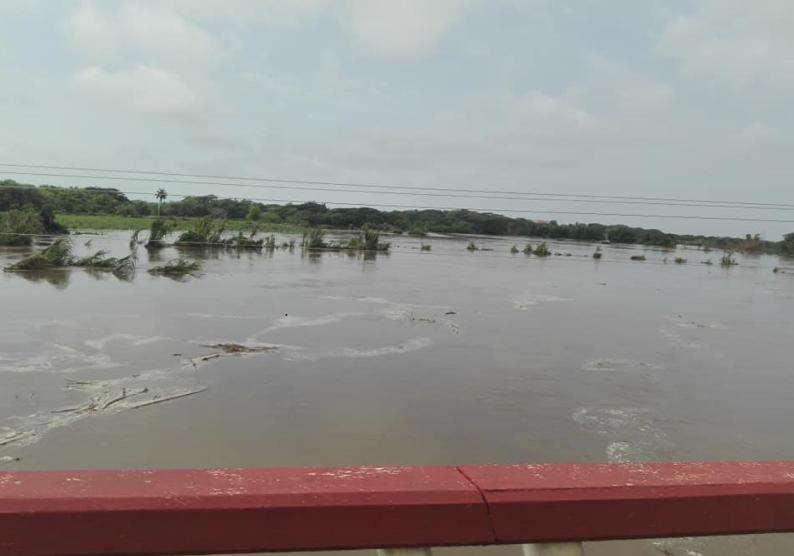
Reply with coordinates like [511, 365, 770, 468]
[2, 170, 794, 212]
[3, 183, 794, 224]
[1, 162, 793, 210]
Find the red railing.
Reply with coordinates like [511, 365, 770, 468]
[2, 461, 794, 556]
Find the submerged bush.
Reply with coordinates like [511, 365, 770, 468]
[674, 257, 687, 264]
[593, 247, 602, 259]
[522, 243, 532, 255]
[148, 258, 201, 278]
[720, 251, 738, 267]
[421, 243, 432, 251]
[510, 245, 519, 254]
[346, 227, 390, 252]
[5, 238, 72, 270]
[630, 255, 646, 261]
[534, 242, 550, 257]
[6, 239, 135, 279]
[302, 228, 327, 249]
[146, 219, 176, 249]
[466, 241, 479, 251]
[176, 218, 225, 245]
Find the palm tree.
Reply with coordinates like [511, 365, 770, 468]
[155, 188, 167, 216]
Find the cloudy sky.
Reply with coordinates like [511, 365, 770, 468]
[1, 0, 792, 237]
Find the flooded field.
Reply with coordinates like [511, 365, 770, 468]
[2, 231, 794, 555]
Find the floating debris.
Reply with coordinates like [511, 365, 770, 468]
[190, 343, 278, 367]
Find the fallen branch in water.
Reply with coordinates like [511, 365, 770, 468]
[127, 387, 207, 410]
[102, 387, 149, 410]
[190, 343, 277, 367]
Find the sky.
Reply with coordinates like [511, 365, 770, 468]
[0, 0, 793, 238]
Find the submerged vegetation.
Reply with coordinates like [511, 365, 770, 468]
[148, 258, 201, 278]
[5, 239, 72, 270]
[593, 247, 602, 259]
[534, 242, 550, 257]
[345, 228, 390, 252]
[466, 241, 479, 251]
[630, 255, 647, 261]
[421, 243, 432, 251]
[176, 217, 225, 245]
[522, 244, 533, 255]
[720, 252, 738, 267]
[674, 257, 687, 264]
[4, 239, 135, 279]
[145, 219, 176, 249]
[302, 228, 328, 250]
[510, 245, 519, 254]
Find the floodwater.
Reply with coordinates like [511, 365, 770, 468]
[1, 231, 794, 556]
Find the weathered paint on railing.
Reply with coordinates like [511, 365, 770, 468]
[1, 461, 794, 556]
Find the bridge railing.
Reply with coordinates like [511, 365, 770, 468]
[2, 461, 794, 556]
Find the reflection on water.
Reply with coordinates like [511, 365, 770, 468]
[1, 231, 793, 554]
[11, 268, 71, 289]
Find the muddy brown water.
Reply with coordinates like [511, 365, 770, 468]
[1, 232, 794, 555]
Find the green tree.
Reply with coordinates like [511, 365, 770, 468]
[155, 188, 168, 216]
[246, 204, 262, 221]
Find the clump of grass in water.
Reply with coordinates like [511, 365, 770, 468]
[346, 227, 390, 252]
[421, 243, 431, 251]
[145, 219, 176, 249]
[534, 242, 550, 257]
[225, 232, 263, 249]
[263, 234, 277, 250]
[0, 209, 45, 246]
[148, 258, 201, 278]
[593, 246, 602, 259]
[467, 241, 479, 251]
[302, 228, 327, 250]
[176, 217, 225, 245]
[674, 257, 687, 264]
[522, 243, 533, 255]
[630, 255, 646, 261]
[702, 259, 713, 266]
[510, 245, 519, 254]
[720, 251, 738, 267]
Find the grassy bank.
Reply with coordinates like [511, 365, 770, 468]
[56, 214, 307, 234]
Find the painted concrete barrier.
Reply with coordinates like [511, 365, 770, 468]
[1, 461, 794, 555]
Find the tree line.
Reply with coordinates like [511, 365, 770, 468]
[2, 179, 793, 255]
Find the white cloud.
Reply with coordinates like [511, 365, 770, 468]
[658, 0, 794, 93]
[728, 122, 782, 149]
[0, 0, 42, 15]
[72, 65, 201, 121]
[162, 0, 328, 27]
[342, 0, 470, 57]
[65, 2, 221, 64]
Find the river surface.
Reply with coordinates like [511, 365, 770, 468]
[1, 231, 794, 555]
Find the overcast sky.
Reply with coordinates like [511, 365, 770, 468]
[1, 1, 792, 238]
